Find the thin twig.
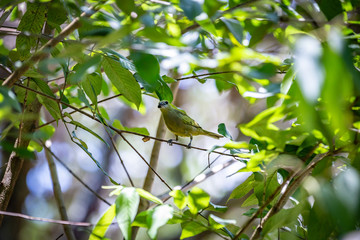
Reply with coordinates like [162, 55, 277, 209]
[181, 0, 259, 34]
[44, 143, 76, 240]
[234, 174, 295, 238]
[159, 158, 237, 203]
[2, 4, 99, 87]
[105, 129, 135, 187]
[35, 92, 137, 129]
[37, 70, 240, 129]
[133, 81, 180, 240]
[223, 0, 260, 14]
[0, 210, 92, 227]
[13, 81, 243, 159]
[249, 152, 329, 240]
[176, 71, 239, 81]
[119, 133, 173, 191]
[41, 142, 111, 206]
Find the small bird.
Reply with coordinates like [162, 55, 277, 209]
[158, 100, 223, 148]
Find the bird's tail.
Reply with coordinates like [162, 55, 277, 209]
[202, 130, 223, 139]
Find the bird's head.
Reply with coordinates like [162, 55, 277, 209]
[158, 100, 170, 109]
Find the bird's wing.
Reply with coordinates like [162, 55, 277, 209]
[172, 106, 201, 128]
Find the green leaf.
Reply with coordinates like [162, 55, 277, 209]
[72, 131, 118, 185]
[47, 0, 67, 29]
[77, 88, 91, 109]
[187, 187, 210, 215]
[16, 2, 47, 59]
[162, 75, 176, 84]
[207, 202, 228, 213]
[317, 0, 343, 20]
[244, 19, 273, 47]
[33, 124, 55, 141]
[280, 66, 295, 95]
[266, 154, 303, 175]
[241, 192, 258, 207]
[37, 95, 62, 123]
[263, 202, 306, 235]
[243, 208, 267, 218]
[69, 55, 102, 84]
[32, 78, 55, 97]
[180, 0, 202, 20]
[147, 205, 174, 239]
[102, 56, 142, 108]
[196, 16, 218, 36]
[139, 27, 184, 46]
[203, 0, 225, 17]
[333, 168, 360, 219]
[131, 52, 160, 91]
[0, 141, 35, 159]
[98, 106, 110, 121]
[28, 140, 43, 152]
[180, 221, 208, 239]
[0, 39, 9, 55]
[228, 174, 254, 200]
[23, 68, 46, 79]
[0, 87, 22, 112]
[155, 77, 173, 103]
[132, 210, 150, 228]
[69, 120, 109, 147]
[229, 0, 249, 8]
[308, 201, 334, 240]
[101, 49, 136, 71]
[115, 187, 140, 240]
[116, 0, 135, 15]
[248, 63, 277, 79]
[82, 72, 102, 106]
[169, 189, 187, 210]
[89, 204, 116, 240]
[321, 35, 353, 141]
[218, 123, 233, 140]
[136, 188, 163, 204]
[209, 214, 236, 229]
[221, 17, 243, 44]
[113, 119, 150, 136]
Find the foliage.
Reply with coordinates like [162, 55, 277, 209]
[1, 0, 360, 239]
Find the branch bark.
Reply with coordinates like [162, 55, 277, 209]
[0, 3, 98, 226]
[45, 143, 76, 240]
[0, 99, 41, 225]
[133, 81, 180, 240]
[249, 153, 329, 240]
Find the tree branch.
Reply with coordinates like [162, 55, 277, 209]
[0, 210, 93, 227]
[41, 142, 111, 206]
[0, 99, 41, 225]
[249, 152, 329, 240]
[105, 129, 135, 187]
[1, 5, 97, 87]
[44, 142, 76, 240]
[119, 132, 173, 191]
[14, 81, 243, 159]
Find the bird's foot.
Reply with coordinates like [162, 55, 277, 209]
[187, 143, 191, 149]
[167, 139, 175, 146]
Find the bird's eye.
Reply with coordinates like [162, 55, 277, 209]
[165, 101, 168, 104]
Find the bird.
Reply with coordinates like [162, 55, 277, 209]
[158, 100, 223, 148]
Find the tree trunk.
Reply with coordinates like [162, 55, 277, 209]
[0, 99, 41, 225]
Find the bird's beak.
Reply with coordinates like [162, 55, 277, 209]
[158, 103, 162, 108]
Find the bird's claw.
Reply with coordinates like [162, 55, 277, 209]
[167, 139, 174, 146]
[187, 143, 191, 149]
